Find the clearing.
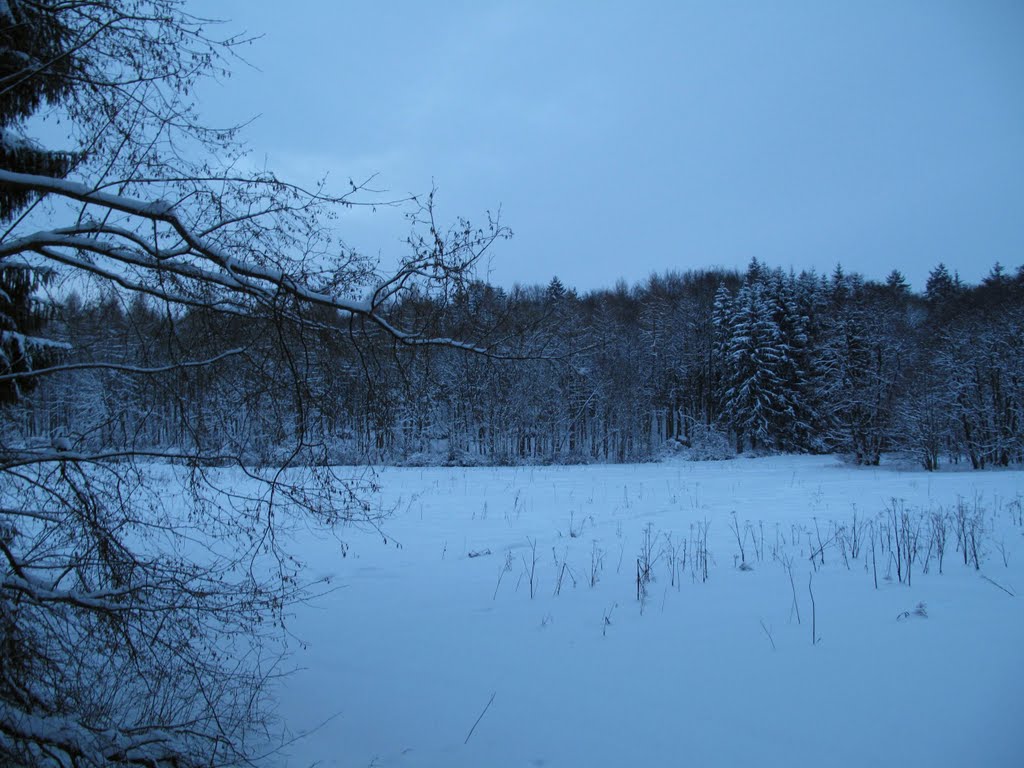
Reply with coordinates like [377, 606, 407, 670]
[263, 455, 1023, 767]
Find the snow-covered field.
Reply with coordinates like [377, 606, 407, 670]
[270, 455, 1023, 767]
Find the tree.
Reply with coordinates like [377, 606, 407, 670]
[0, 0, 76, 404]
[0, 3, 508, 766]
[720, 279, 790, 452]
[899, 350, 954, 471]
[710, 282, 734, 428]
[938, 314, 1024, 469]
[884, 269, 910, 298]
[924, 262, 960, 310]
[0, 0, 75, 209]
[820, 286, 906, 465]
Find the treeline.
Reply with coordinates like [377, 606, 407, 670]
[18, 260, 1024, 470]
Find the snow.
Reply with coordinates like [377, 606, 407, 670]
[1, 128, 39, 152]
[224, 457, 1024, 765]
[0, 330, 72, 352]
[0, 708, 184, 766]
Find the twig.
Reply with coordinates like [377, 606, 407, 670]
[981, 575, 1015, 597]
[464, 691, 497, 744]
[249, 710, 344, 762]
[785, 557, 801, 624]
[759, 619, 776, 650]
[808, 572, 817, 645]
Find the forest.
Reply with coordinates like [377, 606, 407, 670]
[17, 257, 1024, 471]
[2, 2, 1022, 767]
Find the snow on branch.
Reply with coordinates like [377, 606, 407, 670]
[0, 330, 71, 352]
[0, 347, 246, 383]
[0, 168, 511, 354]
[0, 706, 204, 768]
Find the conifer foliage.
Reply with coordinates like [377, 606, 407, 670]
[0, 0, 73, 404]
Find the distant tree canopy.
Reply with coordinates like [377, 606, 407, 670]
[26, 258, 1024, 471]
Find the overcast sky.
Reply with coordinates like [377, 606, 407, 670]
[196, 1, 1024, 292]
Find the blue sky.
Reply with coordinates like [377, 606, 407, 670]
[197, 1, 1024, 291]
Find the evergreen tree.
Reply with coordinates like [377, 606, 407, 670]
[982, 261, 1008, 287]
[546, 275, 567, 301]
[884, 269, 910, 298]
[765, 271, 814, 450]
[925, 263, 958, 305]
[0, 1, 77, 403]
[977, 261, 1014, 307]
[721, 280, 789, 452]
[830, 263, 849, 305]
[793, 270, 832, 449]
[0, 0, 76, 210]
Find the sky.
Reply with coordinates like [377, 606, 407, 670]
[195, 0, 1024, 293]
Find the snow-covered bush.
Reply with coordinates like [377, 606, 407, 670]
[668, 423, 735, 461]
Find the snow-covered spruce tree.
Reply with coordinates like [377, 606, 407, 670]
[0, 0, 75, 404]
[0, 2, 507, 766]
[762, 271, 816, 451]
[924, 262, 961, 311]
[719, 279, 792, 453]
[792, 268, 833, 450]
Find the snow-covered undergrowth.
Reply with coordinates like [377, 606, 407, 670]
[259, 455, 1023, 767]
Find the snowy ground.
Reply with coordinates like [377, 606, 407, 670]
[266, 455, 1023, 767]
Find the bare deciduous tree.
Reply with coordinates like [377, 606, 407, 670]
[1, 2, 506, 765]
